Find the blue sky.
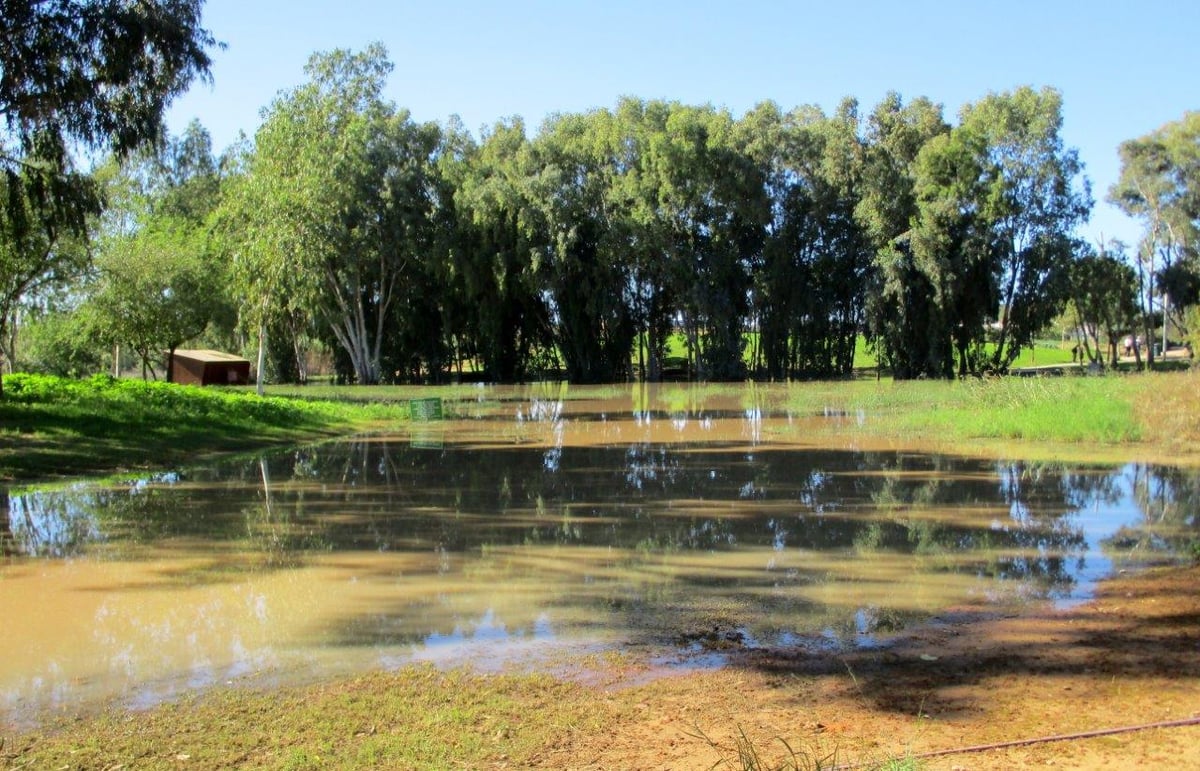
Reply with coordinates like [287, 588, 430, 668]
[166, 0, 1200, 246]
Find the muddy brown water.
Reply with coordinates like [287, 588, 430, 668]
[2, 384, 1197, 728]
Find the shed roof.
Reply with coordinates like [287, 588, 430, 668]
[172, 349, 250, 364]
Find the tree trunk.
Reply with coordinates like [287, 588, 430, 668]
[0, 313, 7, 399]
[256, 321, 267, 396]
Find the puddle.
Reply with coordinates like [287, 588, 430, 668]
[3, 384, 1197, 727]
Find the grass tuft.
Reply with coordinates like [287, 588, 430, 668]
[688, 722, 922, 771]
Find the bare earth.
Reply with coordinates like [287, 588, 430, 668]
[539, 564, 1200, 770]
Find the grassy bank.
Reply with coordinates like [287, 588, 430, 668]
[778, 370, 1200, 464]
[0, 664, 924, 771]
[796, 367, 1190, 458]
[0, 373, 408, 482]
[2, 667, 605, 770]
[4, 368, 1199, 481]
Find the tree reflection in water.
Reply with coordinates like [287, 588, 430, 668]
[6, 443, 1196, 599]
[4, 437, 1200, 727]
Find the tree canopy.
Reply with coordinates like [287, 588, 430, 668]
[16, 38, 1197, 387]
[1110, 111, 1200, 365]
[0, 0, 216, 393]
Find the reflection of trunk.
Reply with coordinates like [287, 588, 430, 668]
[1, 488, 13, 556]
[260, 457, 273, 519]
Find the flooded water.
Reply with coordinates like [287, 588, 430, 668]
[3, 383, 1198, 727]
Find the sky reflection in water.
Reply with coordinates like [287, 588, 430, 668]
[2, 385, 1197, 726]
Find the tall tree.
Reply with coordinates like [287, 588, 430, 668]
[654, 104, 764, 381]
[449, 118, 550, 381]
[759, 100, 869, 379]
[909, 87, 1090, 377]
[1068, 241, 1138, 366]
[227, 44, 439, 386]
[910, 128, 995, 377]
[857, 93, 951, 379]
[533, 109, 637, 383]
[0, 0, 216, 394]
[1109, 111, 1200, 364]
[962, 87, 1090, 372]
[609, 97, 678, 382]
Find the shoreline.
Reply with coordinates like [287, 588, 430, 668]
[6, 561, 1200, 769]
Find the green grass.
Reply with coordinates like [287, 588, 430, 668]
[0, 373, 408, 481]
[902, 377, 1140, 443]
[1008, 341, 1078, 368]
[4, 667, 603, 771]
[5, 367, 1196, 480]
[776, 373, 1151, 453]
[651, 333, 1073, 373]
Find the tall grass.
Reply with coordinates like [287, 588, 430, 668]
[784, 374, 1144, 445]
[1133, 369, 1200, 451]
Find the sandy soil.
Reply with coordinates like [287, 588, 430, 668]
[536, 564, 1200, 770]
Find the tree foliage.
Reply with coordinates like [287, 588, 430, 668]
[857, 93, 950, 378]
[1068, 242, 1139, 366]
[9, 33, 1132, 385]
[1110, 111, 1200, 360]
[222, 44, 442, 386]
[0, 0, 216, 393]
[85, 121, 231, 379]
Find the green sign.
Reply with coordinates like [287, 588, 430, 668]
[408, 397, 444, 421]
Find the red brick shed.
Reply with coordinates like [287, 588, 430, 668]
[169, 349, 251, 386]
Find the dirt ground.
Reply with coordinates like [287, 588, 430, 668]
[538, 564, 1200, 770]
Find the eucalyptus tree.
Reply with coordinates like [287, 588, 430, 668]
[228, 44, 440, 386]
[963, 87, 1090, 372]
[732, 101, 786, 377]
[747, 99, 872, 380]
[214, 136, 310, 393]
[910, 127, 995, 377]
[810, 100, 874, 378]
[533, 109, 637, 383]
[752, 103, 830, 379]
[369, 118, 446, 383]
[909, 88, 1089, 377]
[609, 98, 679, 381]
[653, 103, 765, 380]
[0, 0, 215, 394]
[449, 117, 552, 381]
[857, 93, 951, 379]
[1109, 111, 1200, 362]
[1068, 241, 1138, 366]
